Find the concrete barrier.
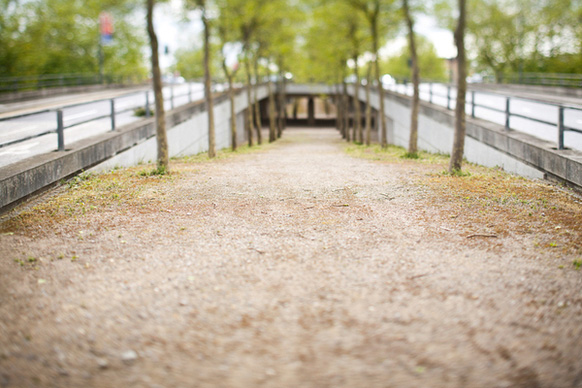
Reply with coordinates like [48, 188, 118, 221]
[0, 86, 268, 212]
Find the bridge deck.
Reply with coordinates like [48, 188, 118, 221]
[1, 128, 581, 387]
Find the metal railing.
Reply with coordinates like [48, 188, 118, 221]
[385, 81, 582, 150]
[0, 73, 140, 93]
[481, 72, 582, 88]
[0, 83, 203, 151]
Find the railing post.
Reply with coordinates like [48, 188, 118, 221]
[57, 110, 65, 152]
[471, 91, 476, 118]
[429, 83, 433, 104]
[188, 82, 192, 103]
[558, 106, 565, 150]
[447, 86, 451, 110]
[110, 99, 116, 130]
[505, 97, 511, 130]
[145, 92, 151, 117]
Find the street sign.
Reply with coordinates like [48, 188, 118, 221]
[100, 12, 114, 45]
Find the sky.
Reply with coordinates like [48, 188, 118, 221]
[153, 0, 457, 72]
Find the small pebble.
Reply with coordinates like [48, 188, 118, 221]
[121, 350, 138, 363]
[97, 358, 109, 369]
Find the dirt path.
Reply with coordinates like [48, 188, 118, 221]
[1, 128, 581, 388]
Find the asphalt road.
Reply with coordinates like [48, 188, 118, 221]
[0, 83, 204, 169]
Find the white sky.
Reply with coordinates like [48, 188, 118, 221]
[153, 1, 457, 72]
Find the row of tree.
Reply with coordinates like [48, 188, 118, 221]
[142, 0, 468, 174]
[147, 0, 299, 170]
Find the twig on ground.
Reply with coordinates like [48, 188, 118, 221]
[409, 273, 432, 280]
[467, 234, 498, 239]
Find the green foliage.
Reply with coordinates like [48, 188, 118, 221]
[433, 0, 582, 77]
[382, 35, 447, 81]
[173, 45, 221, 80]
[443, 168, 472, 177]
[0, 0, 147, 79]
[139, 165, 169, 177]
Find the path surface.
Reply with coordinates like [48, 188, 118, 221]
[1, 128, 581, 388]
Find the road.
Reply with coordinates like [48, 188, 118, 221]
[0, 83, 205, 169]
[388, 82, 582, 151]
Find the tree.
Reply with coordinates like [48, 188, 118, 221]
[146, 0, 169, 171]
[173, 45, 221, 80]
[1, 0, 147, 80]
[184, 0, 217, 158]
[347, 12, 368, 143]
[364, 60, 374, 146]
[403, 0, 420, 156]
[449, 0, 467, 173]
[382, 36, 447, 81]
[349, 0, 397, 148]
[216, 1, 241, 151]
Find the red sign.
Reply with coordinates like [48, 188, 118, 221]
[100, 12, 114, 44]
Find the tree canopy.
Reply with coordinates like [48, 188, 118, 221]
[0, 0, 579, 81]
[0, 0, 147, 80]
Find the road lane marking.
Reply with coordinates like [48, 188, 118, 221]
[0, 125, 40, 138]
[64, 109, 98, 121]
[0, 141, 40, 156]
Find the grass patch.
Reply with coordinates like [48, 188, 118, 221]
[1, 141, 272, 235]
[345, 143, 449, 164]
[402, 151, 420, 160]
[138, 164, 169, 177]
[441, 168, 472, 177]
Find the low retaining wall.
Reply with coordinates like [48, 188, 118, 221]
[0, 86, 267, 212]
[348, 85, 582, 189]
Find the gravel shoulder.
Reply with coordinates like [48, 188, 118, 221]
[1, 127, 581, 388]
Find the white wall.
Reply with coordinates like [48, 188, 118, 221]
[92, 86, 268, 172]
[350, 85, 544, 180]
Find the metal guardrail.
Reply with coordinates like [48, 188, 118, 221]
[0, 73, 138, 93]
[482, 73, 582, 88]
[0, 83, 203, 151]
[386, 81, 582, 150]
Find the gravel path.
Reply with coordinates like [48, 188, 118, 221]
[1, 128, 581, 388]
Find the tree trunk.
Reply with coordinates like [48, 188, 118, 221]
[449, 0, 467, 173]
[277, 72, 286, 138]
[203, 13, 216, 159]
[404, 0, 420, 155]
[146, 0, 168, 170]
[343, 80, 350, 142]
[336, 83, 344, 136]
[353, 57, 362, 143]
[267, 68, 276, 143]
[253, 58, 262, 145]
[227, 71, 237, 151]
[221, 58, 237, 151]
[372, 21, 387, 148]
[365, 61, 372, 146]
[244, 56, 254, 147]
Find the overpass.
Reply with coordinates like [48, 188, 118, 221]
[1, 82, 582, 212]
